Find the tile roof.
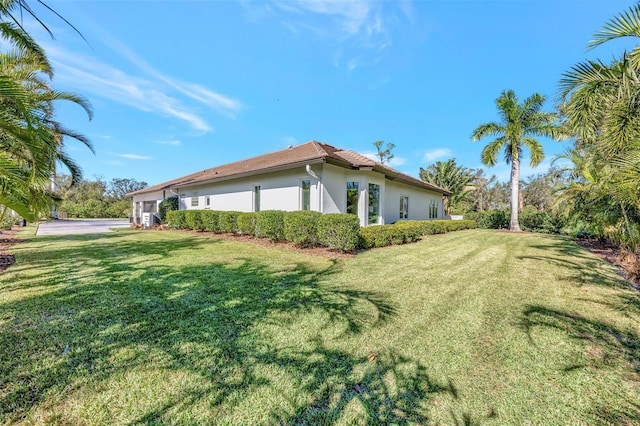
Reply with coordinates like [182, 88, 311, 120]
[127, 141, 451, 196]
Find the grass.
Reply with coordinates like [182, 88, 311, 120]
[1, 229, 639, 425]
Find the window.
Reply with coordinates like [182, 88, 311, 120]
[205, 196, 211, 209]
[143, 201, 156, 213]
[346, 182, 359, 215]
[254, 185, 261, 212]
[301, 179, 311, 210]
[400, 196, 409, 219]
[368, 183, 380, 224]
[191, 196, 199, 208]
[429, 200, 438, 219]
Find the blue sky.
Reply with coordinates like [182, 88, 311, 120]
[23, 0, 637, 185]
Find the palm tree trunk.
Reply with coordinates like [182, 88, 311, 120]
[510, 157, 522, 231]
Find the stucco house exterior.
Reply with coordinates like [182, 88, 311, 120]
[127, 141, 451, 227]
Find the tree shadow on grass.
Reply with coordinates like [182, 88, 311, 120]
[0, 234, 478, 424]
[522, 305, 640, 424]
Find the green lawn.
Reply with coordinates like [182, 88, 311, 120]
[1, 229, 638, 425]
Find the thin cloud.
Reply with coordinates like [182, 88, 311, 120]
[156, 140, 182, 146]
[117, 153, 153, 160]
[43, 38, 243, 132]
[423, 148, 453, 162]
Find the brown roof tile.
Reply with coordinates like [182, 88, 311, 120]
[128, 141, 450, 196]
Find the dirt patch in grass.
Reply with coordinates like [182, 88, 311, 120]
[0, 226, 23, 274]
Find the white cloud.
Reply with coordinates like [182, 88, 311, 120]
[156, 140, 182, 146]
[423, 148, 453, 162]
[117, 153, 153, 160]
[43, 38, 243, 132]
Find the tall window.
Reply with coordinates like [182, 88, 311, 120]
[368, 183, 380, 224]
[301, 179, 311, 210]
[346, 182, 359, 215]
[400, 196, 409, 219]
[254, 185, 261, 212]
[205, 196, 211, 209]
[429, 200, 438, 219]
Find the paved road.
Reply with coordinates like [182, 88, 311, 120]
[36, 219, 130, 236]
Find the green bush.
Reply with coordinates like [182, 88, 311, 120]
[200, 210, 221, 232]
[284, 210, 322, 247]
[318, 213, 360, 252]
[159, 196, 179, 223]
[237, 212, 257, 236]
[167, 210, 187, 229]
[185, 210, 204, 231]
[360, 220, 476, 249]
[219, 211, 241, 233]
[466, 210, 509, 229]
[0, 215, 20, 230]
[255, 210, 285, 242]
[519, 209, 565, 234]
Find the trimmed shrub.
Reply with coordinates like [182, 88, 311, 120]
[200, 210, 221, 232]
[284, 210, 321, 247]
[185, 210, 204, 231]
[219, 211, 241, 233]
[466, 210, 509, 229]
[255, 210, 285, 242]
[167, 210, 187, 229]
[237, 212, 257, 236]
[317, 213, 360, 252]
[158, 196, 179, 223]
[360, 220, 476, 249]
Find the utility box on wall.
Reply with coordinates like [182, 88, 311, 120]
[142, 212, 158, 229]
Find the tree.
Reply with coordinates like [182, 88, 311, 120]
[372, 140, 395, 165]
[471, 90, 564, 231]
[107, 178, 147, 201]
[419, 158, 475, 214]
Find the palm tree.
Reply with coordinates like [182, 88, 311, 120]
[471, 90, 563, 231]
[419, 158, 475, 214]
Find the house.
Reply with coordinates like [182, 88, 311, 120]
[127, 141, 451, 227]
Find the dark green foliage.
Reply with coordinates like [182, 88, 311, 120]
[200, 210, 221, 232]
[255, 210, 285, 242]
[185, 211, 204, 231]
[317, 214, 360, 252]
[166, 210, 187, 229]
[284, 210, 322, 247]
[159, 196, 179, 223]
[360, 220, 477, 249]
[466, 210, 510, 229]
[519, 209, 566, 234]
[219, 211, 241, 233]
[237, 213, 257, 236]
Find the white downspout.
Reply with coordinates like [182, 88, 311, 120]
[305, 164, 322, 213]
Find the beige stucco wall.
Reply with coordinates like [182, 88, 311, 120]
[384, 180, 444, 222]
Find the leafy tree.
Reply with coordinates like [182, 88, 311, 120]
[372, 140, 395, 165]
[419, 158, 475, 214]
[471, 90, 564, 231]
[107, 178, 147, 201]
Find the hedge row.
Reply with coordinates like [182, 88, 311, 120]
[465, 210, 565, 233]
[166, 210, 475, 252]
[359, 220, 477, 249]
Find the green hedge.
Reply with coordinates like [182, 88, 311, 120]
[167, 210, 475, 252]
[360, 220, 477, 249]
[201, 210, 221, 232]
[317, 213, 360, 252]
[237, 212, 257, 236]
[255, 210, 285, 242]
[167, 210, 187, 229]
[158, 196, 179, 223]
[466, 210, 509, 229]
[219, 211, 241, 233]
[185, 210, 204, 231]
[466, 210, 564, 234]
[284, 210, 322, 247]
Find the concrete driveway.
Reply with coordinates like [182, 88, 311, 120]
[36, 219, 130, 236]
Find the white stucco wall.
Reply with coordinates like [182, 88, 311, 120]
[384, 180, 444, 222]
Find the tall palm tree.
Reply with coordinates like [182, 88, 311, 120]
[471, 90, 563, 231]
